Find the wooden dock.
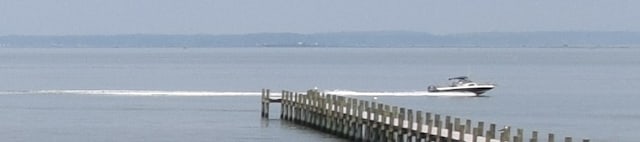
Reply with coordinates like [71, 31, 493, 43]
[261, 89, 591, 142]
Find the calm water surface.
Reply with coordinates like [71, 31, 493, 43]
[1, 47, 639, 141]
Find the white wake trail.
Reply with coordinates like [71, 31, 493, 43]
[1, 89, 477, 97]
[31, 90, 264, 96]
[324, 90, 477, 97]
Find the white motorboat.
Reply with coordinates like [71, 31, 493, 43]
[428, 76, 496, 96]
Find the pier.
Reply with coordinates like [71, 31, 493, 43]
[261, 89, 590, 142]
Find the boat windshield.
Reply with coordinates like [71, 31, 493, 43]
[450, 76, 473, 86]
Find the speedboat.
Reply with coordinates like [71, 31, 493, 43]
[428, 76, 496, 96]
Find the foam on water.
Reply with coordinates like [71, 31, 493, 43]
[0, 89, 477, 97]
[12, 90, 262, 96]
[324, 90, 477, 97]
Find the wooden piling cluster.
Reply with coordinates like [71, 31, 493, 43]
[262, 89, 590, 142]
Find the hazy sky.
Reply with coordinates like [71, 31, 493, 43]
[1, 0, 639, 35]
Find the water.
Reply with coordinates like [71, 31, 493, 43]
[1, 47, 639, 141]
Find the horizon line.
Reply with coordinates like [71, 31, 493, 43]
[2, 30, 640, 37]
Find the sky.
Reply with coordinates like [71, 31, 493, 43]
[1, 0, 639, 35]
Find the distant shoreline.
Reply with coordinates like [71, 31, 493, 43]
[2, 31, 639, 48]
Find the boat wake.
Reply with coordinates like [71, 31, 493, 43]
[1, 90, 261, 96]
[0, 89, 477, 97]
[325, 90, 477, 97]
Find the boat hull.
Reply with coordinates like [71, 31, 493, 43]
[428, 86, 495, 96]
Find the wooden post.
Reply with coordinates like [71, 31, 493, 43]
[388, 105, 396, 142]
[477, 121, 484, 136]
[485, 129, 492, 142]
[318, 92, 324, 128]
[399, 107, 406, 142]
[459, 125, 466, 142]
[344, 97, 352, 138]
[333, 95, 340, 136]
[416, 110, 424, 142]
[375, 103, 386, 141]
[489, 123, 496, 140]
[454, 118, 460, 134]
[308, 90, 315, 127]
[466, 119, 472, 134]
[308, 90, 313, 125]
[426, 112, 432, 142]
[472, 127, 478, 142]
[281, 91, 286, 119]
[339, 96, 346, 137]
[582, 139, 589, 142]
[447, 123, 453, 142]
[290, 92, 295, 121]
[517, 128, 524, 142]
[289, 91, 294, 121]
[362, 100, 370, 141]
[261, 89, 265, 118]
[380, 103, 386, 142]
[530, 131, 538, 142]
[296, 93, 307, 124]
[265, 89, 270, 118]
[435, 114, 441, 142]
[445, 116, 451, 130]
[370, 102, 378, 141]
[356, 100, 364, 141]
[548, 133, 555, 142]
[333, 94, 340, 133]
[407, 109, 416, 142]
[378, 103, 384, 142]
[293, 92, 298, 122]
[288, 91, 292, 120]
[500, 126, 511, 142]
[302, 92, 307, 124]
[308, 93, 313, 125]
[350, 98, 358, 139]
[325, 94, 332, 132]
[316, 91, 322, 128]
[407, 109, 414, 141]
[485, 123, 496, 142]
